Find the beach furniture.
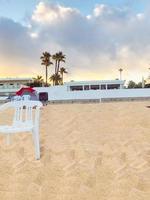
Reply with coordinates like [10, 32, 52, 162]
[0, 100, 42, 159]
[11, 95, 31, 101]
[12, 95, 22, 101]
[21, 95, 31, 100]
[16, 87, 38, 101]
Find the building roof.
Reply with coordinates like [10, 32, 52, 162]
[64, 80, 125, 86]
[0, 77, 32, 82]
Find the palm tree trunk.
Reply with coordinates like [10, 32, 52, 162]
[55, 61, 59, 85]
[55, 60, 57, 74]
[62, 73, 63, 85]
[57, 61, 60, 74]
[46, 65, 48, 86]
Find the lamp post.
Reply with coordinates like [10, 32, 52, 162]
[148, 67, 150, 79]
[119, 68, 123, 80]
[142, 76, 145, 88]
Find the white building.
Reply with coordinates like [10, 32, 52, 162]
[34, 79, 150, 102]
[35, 79, 128, 101]
[65, 80, 125, 91]
[0, 78, 32, 97]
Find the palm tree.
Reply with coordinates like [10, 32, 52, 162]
[40, 52, 53, 86]
[33, 75, 43, 82]
[49, 74, 62, 86]
[59, 67, 68, 84]
[55, 51, 66, 74]
[33, 75, 44, 87]
[52, 53, 59, 74]
[49, 74, 55, 86]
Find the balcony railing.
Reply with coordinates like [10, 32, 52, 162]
[0, 85, 20, 89]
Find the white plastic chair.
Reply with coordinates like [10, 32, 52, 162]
[12, 96, 22, 101]
[0, 100, 43, 159]
[21, 95, 31, 101]
[11, 95, 31, 101]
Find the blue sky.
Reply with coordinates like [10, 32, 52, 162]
[0, 0, 148, 23]
[0, 0, 150, 82]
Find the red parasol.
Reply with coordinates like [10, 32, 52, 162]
[16, 87, 35, 96]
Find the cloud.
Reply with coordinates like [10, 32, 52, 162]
[1, 1, 150, 82]
[0, 17, 42, 76]
[32, 2, 79, 24]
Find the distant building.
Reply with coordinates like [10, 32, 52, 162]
[0, 77, 33, 96]
[64, 80, 125, 91]
[35, 79, 126, 102]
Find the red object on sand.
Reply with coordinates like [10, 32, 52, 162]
[16, 87, 35, 96]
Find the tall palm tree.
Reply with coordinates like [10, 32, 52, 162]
[49, 74, 62, 86]
[40, 52, 53, 86]
[59, 67, 68, 84]
[52, 52, 66, 74]
[52, 53, 59, 74]
[56, 51, 66, 74]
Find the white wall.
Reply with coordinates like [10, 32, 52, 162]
[34, 86, 150, 101]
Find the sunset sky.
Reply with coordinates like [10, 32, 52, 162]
[0, 0, 150, 83]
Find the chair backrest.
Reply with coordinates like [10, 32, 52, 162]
[12, 96, 22, 101]
[1, 100, 43, 127]
[11, 95, 31, 101]
[21, 95, 31, 101]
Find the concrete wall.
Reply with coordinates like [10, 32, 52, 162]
[34, 86, 150, 101]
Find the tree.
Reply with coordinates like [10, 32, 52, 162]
[49, 74, 62, 86]
[49, 74, 55, 86]
[127, 80, 136, 88]
[127, 81, 144, 89]
[52, 53, 59, 74]
[40, 52, 53, 86]
[145, 83, 150, 88]
[27, 75, 44, 87]
[52, 51, 66, 85]
[33, 75, 44, 87]
[59, 67, 68, 84]
[56, 51, 66, 74]
[135, 82, 142, 88]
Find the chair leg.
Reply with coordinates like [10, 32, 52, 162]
[32, 128, 40, 160]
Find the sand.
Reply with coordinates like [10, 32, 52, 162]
[0, 101, 150, 200]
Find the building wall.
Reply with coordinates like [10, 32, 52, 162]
[35, 86, 150, 101]
[0, 78, 32, 96]
[0, 80, 31, 89]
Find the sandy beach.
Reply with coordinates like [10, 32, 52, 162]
[0, 101, 150, 200]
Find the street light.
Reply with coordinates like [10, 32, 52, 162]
[148, 67, 150, 79]
[118, 68, 123, 80]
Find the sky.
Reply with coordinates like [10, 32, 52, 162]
[0, 0, 150, 83]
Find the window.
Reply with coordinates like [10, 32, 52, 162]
[90, 85, 100, 90]
[107, 84, 120, 89]
[101, 85, 106, 90]
[84, 85, 89, 90]
[10, 83, 14, 86]
[0, 84, 4, 86]
[70, 85, 83, 91]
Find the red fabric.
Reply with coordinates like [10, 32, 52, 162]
[16, 87, 35, 95]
